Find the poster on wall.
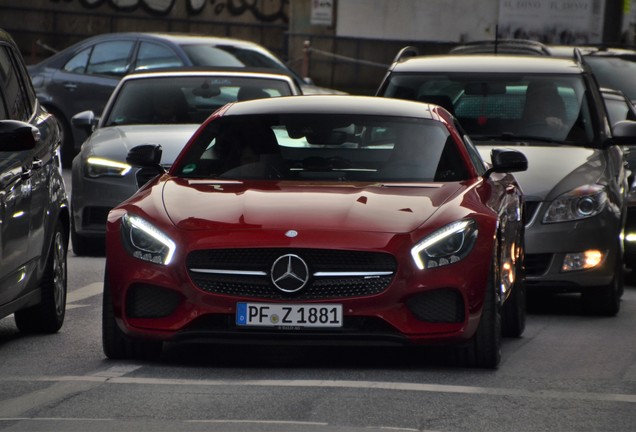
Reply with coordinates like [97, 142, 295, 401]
[311, 0, 334, 26]
[497, 0, 606, 44]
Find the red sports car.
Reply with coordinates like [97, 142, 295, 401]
[103, 95, 528, 368]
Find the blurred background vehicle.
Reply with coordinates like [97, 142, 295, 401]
[27, 32, 342, 167]
[377, 51, 636, 316]
[600, 86, 636, 268]
[0, 28, 69, 333]
[70, 68, 300, 255]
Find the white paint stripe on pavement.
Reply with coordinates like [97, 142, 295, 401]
[66, 282, 103, 304]
[4, 375, 636, 404]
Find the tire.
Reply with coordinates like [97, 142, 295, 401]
[14, 221, 68, 333]
[581, 248, 622, 316]
[454, 258, 502, 368]
[502, 231, 526, 338]
[102, 274, 163, 360]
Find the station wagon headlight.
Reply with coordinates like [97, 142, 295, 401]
[86, 157, 131, 177]
[543, 185, 607, 223]
[120, 213, 176, 265]
[411, 219, 478, 270]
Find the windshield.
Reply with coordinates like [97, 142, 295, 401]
[383, 74, 594, 145]
[173, 114, 470, 182]
[104, 76, 294, 126]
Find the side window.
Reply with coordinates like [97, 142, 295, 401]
[63, 47, 91, 74]
[135, 42, 183, 71]
[0, 45, 29, 121]
[85, 41, 134, 77]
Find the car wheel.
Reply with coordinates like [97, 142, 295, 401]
[581, 247, 622, 316]
[102, 273, 163, 360]
[14, 221, 68, 333]
[502, 231, 526, 337]
[46, 107, 74, 168]
[454, 257, 502, 368]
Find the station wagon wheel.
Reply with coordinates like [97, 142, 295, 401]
[102, 272, 163, 360]
[14, 221, 68, 333]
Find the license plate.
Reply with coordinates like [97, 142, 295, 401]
[236, 302, 343, 328]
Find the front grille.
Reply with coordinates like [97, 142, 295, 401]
[525, 253, 552, 276]
[187, 248, 397, 300]
[406, 289, 465, 323]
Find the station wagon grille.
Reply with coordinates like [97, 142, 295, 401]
[186, 248, 397, 300]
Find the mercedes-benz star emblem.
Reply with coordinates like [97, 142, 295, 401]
[271, 254, 309, 293]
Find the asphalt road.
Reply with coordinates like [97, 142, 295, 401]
[0, 171, 635, 431]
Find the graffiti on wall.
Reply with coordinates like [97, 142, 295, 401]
[51, 0, 289, 22]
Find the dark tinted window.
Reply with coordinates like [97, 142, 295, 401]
[85, 41, 134, 76]
[174, 114, 469, 182]
[585, 56, 636, 102]
[0, 45, 29, 120]
[63, 47, 90, 73]
[135, 42, 183, 71]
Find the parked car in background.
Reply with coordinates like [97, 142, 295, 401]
[0, 28, 69, 333]
[450, 39, 636, 104]
[377, 52, 636, 316]
[600, 87, 636, 268]
[27, 32, 341, 166]
[102, 95, 528, 368]
[70, 68, 300, 255]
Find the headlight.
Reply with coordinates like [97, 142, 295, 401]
[120, 213, 176, 265]
[543, 185, 607, 223]
[411, 219, 478, 270]
[86, 157, 131, 178]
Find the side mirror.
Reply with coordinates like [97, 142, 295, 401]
[485, 148, 528, 178]
[71, 110, 98, 135]
[611, 120, 636, 145]
[0, 120, 40, 151]
[127, 144, 163, 168]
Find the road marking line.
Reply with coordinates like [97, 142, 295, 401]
[67, 282, 102, 304]
[3, 375, 636, 404]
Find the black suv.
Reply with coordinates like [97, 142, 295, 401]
[377, 50, 636, 315]
[0, 28, 69, 333]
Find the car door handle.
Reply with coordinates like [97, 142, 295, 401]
[63, 83, 77, 91]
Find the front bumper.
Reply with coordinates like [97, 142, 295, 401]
[105, 225, 496, 347]
[523, 202, 621, 290]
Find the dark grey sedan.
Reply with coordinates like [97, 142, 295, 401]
[27, 32, 337, 166]
[70, 69, 300, 255]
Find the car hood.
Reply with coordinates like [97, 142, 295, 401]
[86, 125, 199, 165]
[162, 179, 464, 233]
[477, 145, 604, 200]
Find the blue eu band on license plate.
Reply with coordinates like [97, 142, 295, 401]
[236, 302, 343, 327]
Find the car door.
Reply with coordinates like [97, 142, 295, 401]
[0, 44, 37, 306]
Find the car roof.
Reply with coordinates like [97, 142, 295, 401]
[222, 95, 438, 119]
[121, 67, 299, 82]
[391, 54, 584, 75]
